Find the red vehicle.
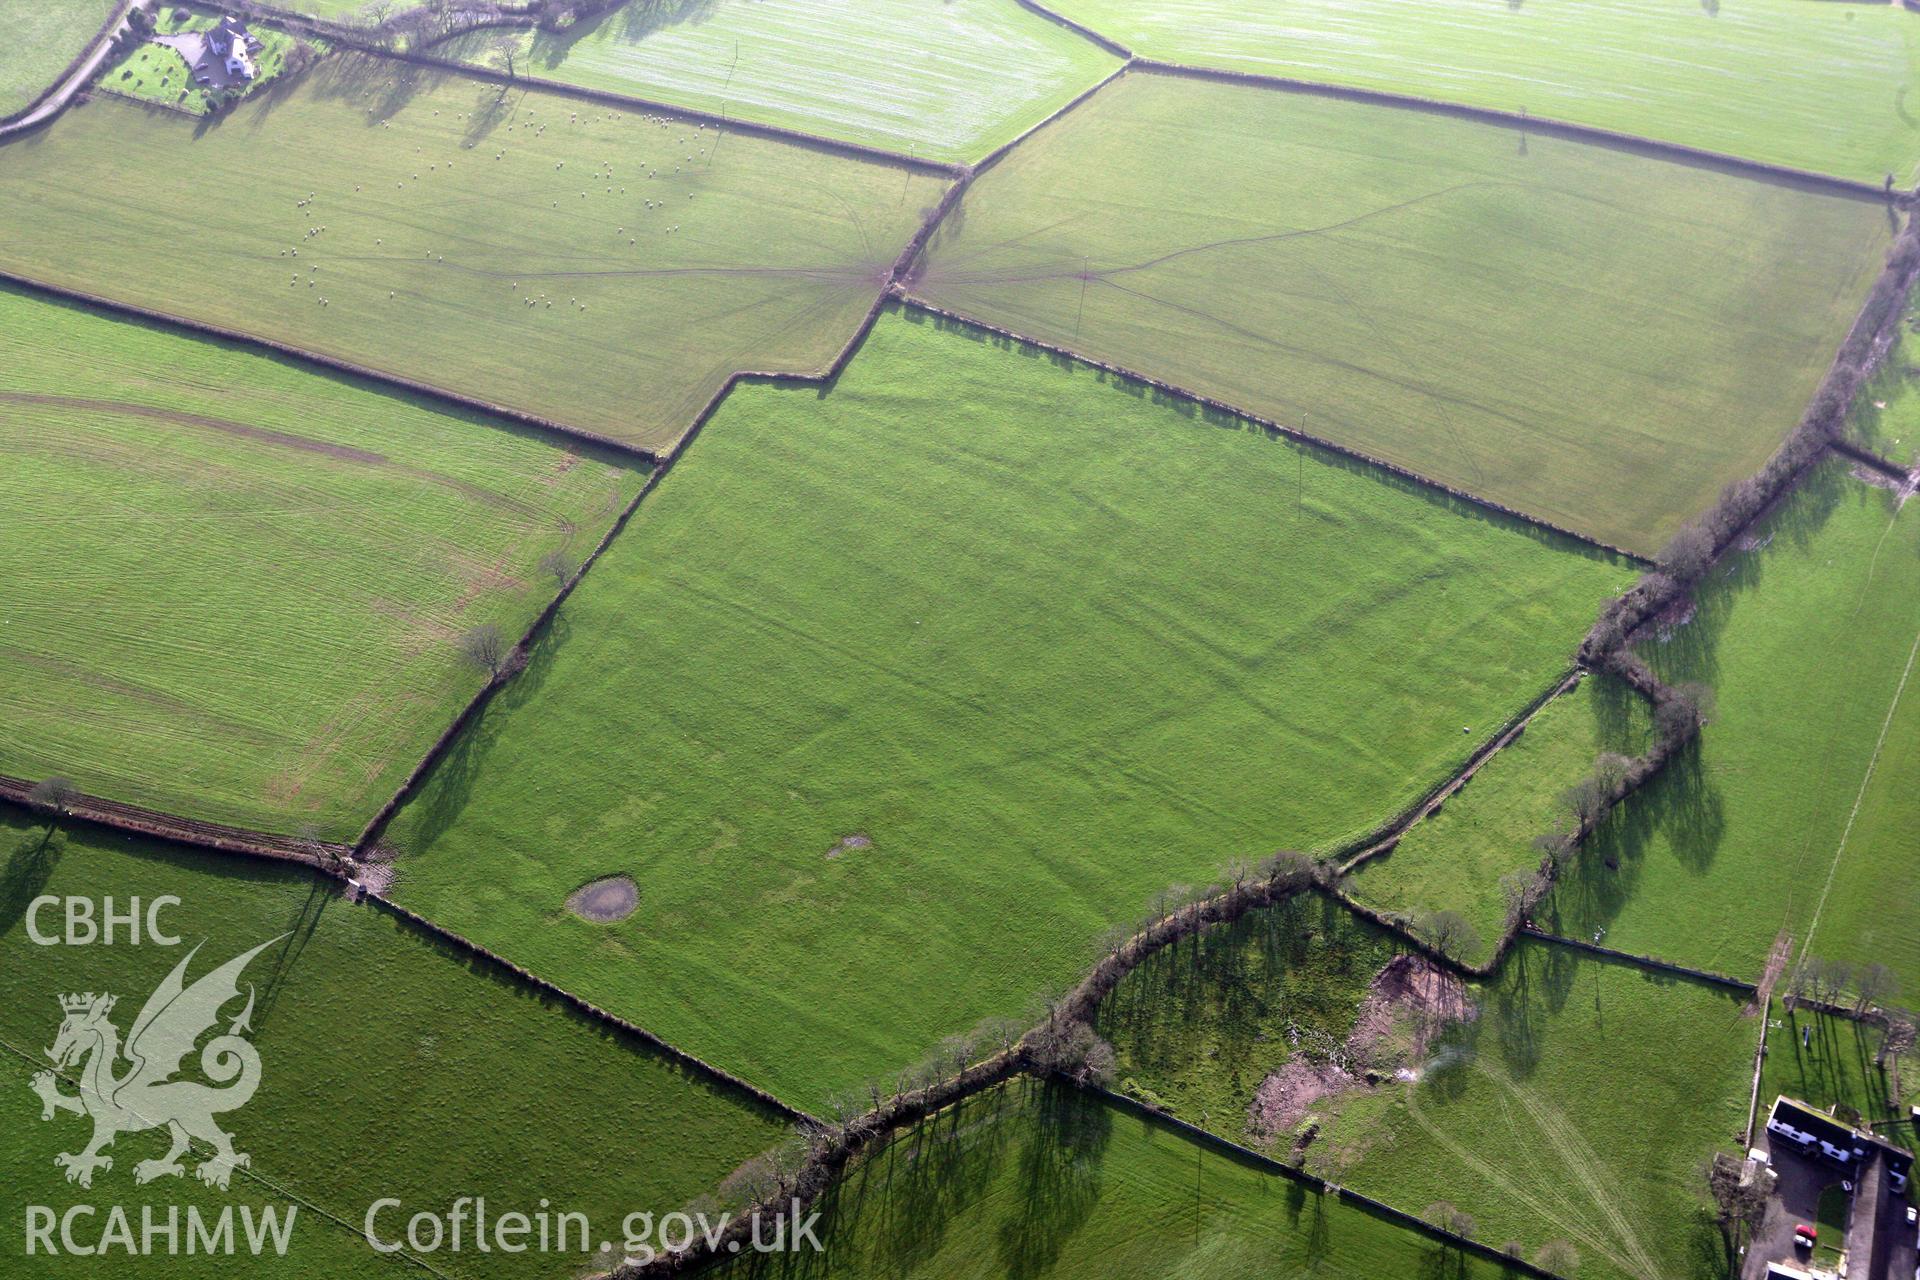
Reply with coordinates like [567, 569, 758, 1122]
[1794, 1224, 1817, 1250]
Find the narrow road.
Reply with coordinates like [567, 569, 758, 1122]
[0, 0, 141, 141]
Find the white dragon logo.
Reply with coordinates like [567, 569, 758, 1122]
[28, 936, 284, 1191]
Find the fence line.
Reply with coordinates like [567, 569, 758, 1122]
[0, 776, 345, 868]
[0, 269, 657, 464]
[895, 294, 1648, 564]
[1080, 1082, 1572, 1279]
[1131, 59, 1897, 202]
[357, 889, 808, 1122]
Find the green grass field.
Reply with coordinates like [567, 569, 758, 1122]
[709, 1077, 1526, 1279]
[1097, 893, 1401, 1145]
[435, 0, 1119, 164]
[0, 808, 788, 1278]
[1320, 948, 1758, 1274]
[0, 0, 114, 116]
[1044, 0, 1920, 185]
[912, 71, 1892, 555]
[1547, 461, 1920, 994]
[1096, 923, 1754, 1280]
[378, 308, 1632, 1110]
[1316, 944, 1753, 1280]
[1348, 675, 1649, 966]
[0, 56, 936, 452]
[0, 285, 646, 840]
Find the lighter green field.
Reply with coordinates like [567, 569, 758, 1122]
[1549, 462, 1920, 993]
[0, 809, 787, 1278]
[1046, 0, 1920, 185]
[0, 285, 646, 840]
[0, 0, 113, 116]
[436, 0, 1119, 164]
[913, 71, 1892, 555]
[711, 1077, 1526, 1280]
[0, 56, 937, 451]
[1348, 675, 1649, 965]
[1101, 926, 1755, 1280]
[380, 308, 1632, 1110]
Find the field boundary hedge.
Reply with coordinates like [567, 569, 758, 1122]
[1336, 669, 1583, 879]
[0, 784, 809, 1126]
[350, 170, 965, 857]
[357, 888, 808, 1122]
[1081, 1082, 1568, 1279]
[1833, 435, 1915, 483]
[377, 47, 967, 176]
[0, 776, 345, 868]
[1128, 60, 1896, 200]
[1517, 926, 1759, 994]
[891, 294, 1648, 563]
[0, 268, 660, 462]
[967, 58, 1128, 178]
[1582, 214, 1920, 667]
[1008, 0, 1132, 60]
[191, 0, 967, 175]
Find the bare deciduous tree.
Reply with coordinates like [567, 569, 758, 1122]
[459, 624, 508, 677]
[1855, 961, 1897, 1014]
[538, 549, 574, 586]
[1416, 909, 1480, 962]
[1533, 1238, 1580, 1274]
[28, 776, 75, 820]
[1706, 1151, 1769, 1257]
[1423, 1200, 1475, 1239]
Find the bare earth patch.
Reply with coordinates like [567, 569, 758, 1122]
[1250, 954, 1476, 1148]
[1247, 1054, 1358, 1142]
[824, 833, 872, 860]
[566, 874, 638, 922]
[1350, 953, 1476, 1065]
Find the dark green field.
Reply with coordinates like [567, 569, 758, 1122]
[0, 808, 787, 1278]
[709, 1078, 1529, 1280]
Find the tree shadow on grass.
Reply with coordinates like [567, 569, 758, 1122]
[0, 822, 64, 942]
[388, 603, 576, 860]
[527, 0, 719, 71]
[303, 51, 459, 128]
